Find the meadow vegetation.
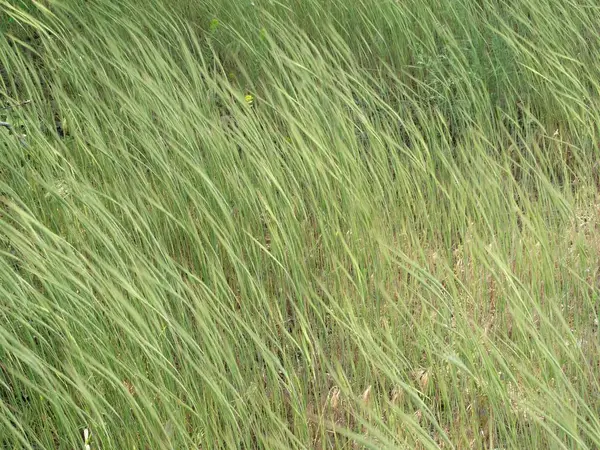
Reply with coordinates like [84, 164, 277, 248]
[1, 0, 600, 448]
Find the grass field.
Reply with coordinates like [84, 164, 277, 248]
[1, 0, 600, 448]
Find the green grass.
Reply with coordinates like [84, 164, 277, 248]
[1, 0, 600, 448]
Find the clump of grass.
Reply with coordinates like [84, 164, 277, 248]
[1, 0, 600, 448]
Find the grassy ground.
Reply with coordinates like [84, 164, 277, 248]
[1, 0, 600, 448]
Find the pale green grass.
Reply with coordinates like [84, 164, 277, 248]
[1, 0, 599, 448]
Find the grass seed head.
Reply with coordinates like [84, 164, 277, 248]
[390, 386, 403, 405]
[361, 385, 372, 406]
[413, 369, 430, 392]
[330, 386, 341, 410]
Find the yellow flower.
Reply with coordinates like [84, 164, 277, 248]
[244, 94, 254, 107]
[209, 18, 220, 32]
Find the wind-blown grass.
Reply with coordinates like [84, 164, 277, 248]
[1, 0, 599, 448]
